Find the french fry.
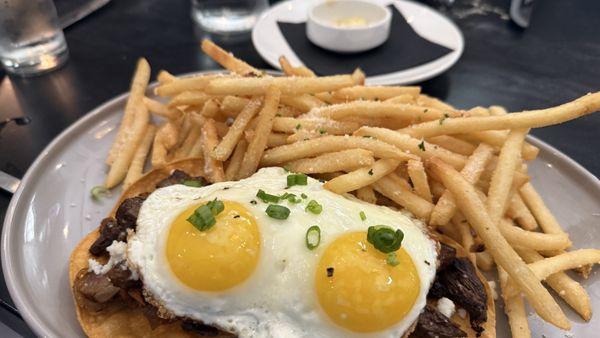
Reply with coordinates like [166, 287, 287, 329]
[201, 39, 262, 76]
[488, 105, 508, 116]
[212, 98, 262, 161]
[399, 92, 600, 138]
[260, 135, 418, 166]
[456, 130, 540, 161]
[452, 214, 476, 262]
[356, 185, 377, 204]
[280, 94, 324, 112]
[143, 97, 182, 120]
[198, 99, 220, 118]
[406, 159, 432, 202]
[279, 55, 296, 76]
[219, 95, 250, 115]
[123, 124, 156, 189]
[427, 157, 570, 330]
[237, 86, 281, 179]
[105, 104, 150, 188]
[151, 133, 168, 167]
[324, 158, 400, 194]
[486, 129, 529, 223]
[517, 247, 592, 321]
[284, 149, 375, 174]
[224, 139, 248, 181]
[173, 124, 202, 160]
[157, 70, 176, 84]
[426, 135, 476, 156]
[272, 117, 359, 135]
[267, 133, 289, 147]
[354, 127, 467, 169]
[384, 94, 416, 105]
[332, 85, 420, 101]
[519, 183, 567, 236]
[155, 74, 227, 97]
[107, 58, 151, 165]
[206, 75, 355, 96]
[168, 91, 212, 107]
[498, 218, 571, 251]
[200, 119, 225, 183]
[416, 94, 456, 111]
[351, 68, 365, 85]
[497, 266, 531, 338]
[307, 101, 464, 124]
[372, 174, 434, 220]
[506, 194, 538, 230]
[476, 251, 496, 271]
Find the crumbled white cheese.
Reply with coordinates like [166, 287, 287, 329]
[488, 280, 498, 300]
[436, 297, 456, 318]
[457, 308, 467, 319]
[88, 240, 127, 275]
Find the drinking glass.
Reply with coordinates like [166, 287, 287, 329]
[0, 0, 69, 76]
[191, 0, 269, 34]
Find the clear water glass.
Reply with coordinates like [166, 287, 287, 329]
[0, 0, 69, 76]
[191, 0, 269, 34]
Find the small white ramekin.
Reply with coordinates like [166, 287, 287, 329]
[306, 0, 391, 53]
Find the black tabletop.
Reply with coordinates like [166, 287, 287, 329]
[1, 0, 599, 336]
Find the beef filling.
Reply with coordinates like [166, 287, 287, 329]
[430, 257, 488, 334]
[181, 320, 223, 336]
[411, 305, 466, 338]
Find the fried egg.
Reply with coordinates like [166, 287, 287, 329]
[127, 167, 438, 337]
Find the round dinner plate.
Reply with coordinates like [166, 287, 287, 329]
[2, 72, 599, 337]
[252, 0, 464, 85]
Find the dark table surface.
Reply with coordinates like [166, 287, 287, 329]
[1, 0, 599, 336]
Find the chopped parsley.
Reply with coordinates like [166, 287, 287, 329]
[301, 193, 308, 199]
[182, 179, 204, 187]
[250, 199, 257, 205]
[368, 169, 374, 176]
[319, 129, 326, 135]
[295, 123, 302, 130]
[418, 140, 426, 151]
[326, 267, 334, 277]
[439, 113, 449, 125]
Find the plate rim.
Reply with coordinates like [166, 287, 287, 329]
[251, 0, 465, 85]
[2, 71, 599, 337]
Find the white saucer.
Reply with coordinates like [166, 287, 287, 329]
[252, 0, 464, 85]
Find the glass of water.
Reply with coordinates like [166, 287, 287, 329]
[192, 0, 269, 35]
[0, 0, 69, 76]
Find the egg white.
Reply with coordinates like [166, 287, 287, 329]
[127, 167, 438, 338]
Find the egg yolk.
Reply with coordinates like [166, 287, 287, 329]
[315, 232, 420, 333]
[166, 201, 260, 291]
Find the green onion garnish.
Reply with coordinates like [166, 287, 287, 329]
[187, 199, 225, 231]
[359, 211, 366, 221]
[182, 179, 204, 187]
[280, 192, 301, 204]
[301, 193, 308, 199]
[305, 225, 321, 250]
[367, 225, 404, 254]
[386, 252, 400, 266]
[287, 173, 308, 187]
[256, 189, 280, 203]
[91, 186, 111, 201]
[265, 204, 290, 219]
[305, 200, 322, 214]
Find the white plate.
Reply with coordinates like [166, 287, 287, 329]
[2, 72, 599, 337]
[252, 0, 464, 85]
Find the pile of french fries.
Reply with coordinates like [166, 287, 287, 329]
[104, 39, 600, 337]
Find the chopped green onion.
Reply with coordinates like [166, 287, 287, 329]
[301, 193, 308, 199]
[256, 189, 280, 203]
[287, 173, 308, 187]
[386, 252, 400, 266]
[187, 205, 216, 231]
[305, 225, 321, 250]
[280, 192, 301, 204]
[182, 179, 204, 187]
[91, 186, 111, 201]
[206, 198, 224, 215]
[305, 200, 323, 214]
[265, 204, 290, 219]
[359, 211, 366, 221]
[367, 225, 404, 254]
